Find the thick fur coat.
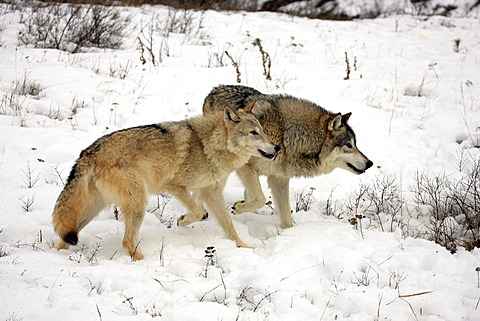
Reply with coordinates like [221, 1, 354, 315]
[203, 85, 372, 228]
[53, 105, 279, 260]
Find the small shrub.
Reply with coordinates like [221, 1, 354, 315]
[404, 75, 428, 97]
[343, 174, 405, 237]
[410, 159, 480, 252]
[136, 8, 205, 66]
[22, 161, 41, 189]
[365, 175, 403, 232]
[18, 3, 130, 53]
[295, 187, 316, 212]
[121, 295, 139, 316]
[345, 181, 369, 217]
[14, 74, 43, 97]
[388, 269, 408, 289]
[351, 264, 378, 287]
[237, 286, 277, 312]
[109, 59, 131, 79]
[206, 50, 225, 68]
[163, 7, 205, 37]
[18, 195, 35, 212]
[0, 73, 43, 125]
[324, 188, 343, 219]
[149, 194, 174, 228]
[0, 72, 43, 119]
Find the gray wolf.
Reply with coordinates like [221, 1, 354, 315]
[203, 85, 372, 229]
[52, 103, 280, 260]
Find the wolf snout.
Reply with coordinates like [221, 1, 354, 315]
[347, 159, 373, 174]
[366, 160, 373, 169]
[258, 144, 281, 160]
[361, 160, 374, 172]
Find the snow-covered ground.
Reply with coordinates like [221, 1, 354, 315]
[1, 2, 479, 320]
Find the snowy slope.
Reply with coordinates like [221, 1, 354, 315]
[0, 3, 479, 321]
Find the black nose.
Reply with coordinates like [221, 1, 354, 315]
[366, 160, 373, 169]
[274, 145, 281, 152]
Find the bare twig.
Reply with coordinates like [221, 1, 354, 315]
[95, 303, 102, 321]
[225, 51, 241, 83]
[253, 38, 271, 80]
[199, 284, 221, 302]
[344, 52, 350, 80]
[47, 269, 64, 301]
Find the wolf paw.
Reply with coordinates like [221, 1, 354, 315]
[130, 251, 145, 261]
[177, 214, 190, 226]
[280, 220, 294, 229]
[177, 212, 207, 226]
[235, 240, 254, 248]
[123, 239, 145, 261]
[232, 200, 263, 214]
[231, 200, 244, 214]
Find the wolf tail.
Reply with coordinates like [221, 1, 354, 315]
[52, 160, 101, 247]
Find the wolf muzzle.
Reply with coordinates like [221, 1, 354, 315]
[258, 145, 281, 160]
[347, 160, 373, 174]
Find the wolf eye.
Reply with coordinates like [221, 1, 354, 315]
[250, 131, 259, 136]
[346, 143, 353, 148]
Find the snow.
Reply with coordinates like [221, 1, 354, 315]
[1, 2, 480, 321]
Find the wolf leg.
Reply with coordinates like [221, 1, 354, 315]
[199, 184, 252, 248]
[169, 186, 208, 226]
[121, 203, 147, 261]
[232, 164, 266, 214]
[111, 179, 147, 261]
[267, 175, 293, 228]
[191, 189, 209, 220]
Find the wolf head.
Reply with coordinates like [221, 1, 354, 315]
[224, 102, 280, 160]
[325, 113, 372, 174]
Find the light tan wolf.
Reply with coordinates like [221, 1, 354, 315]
[203, 85, 373, 229]
[52, 103, 280, 260]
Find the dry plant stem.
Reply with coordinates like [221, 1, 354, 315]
[253, 38, 271, 80]
[47, 268, 64, 301]
[95, 303, 102, 321]
[225, 51, 241, 83]
[386, 289, 433, 321]
[344, 52, 350, 80]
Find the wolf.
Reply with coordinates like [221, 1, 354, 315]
[52, 103, 280, 260]
[203, 85, 372, 229]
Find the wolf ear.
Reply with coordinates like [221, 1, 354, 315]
[243, 101, 256, 113]
[342, 112, 352, 122]
[225, 107, 241, 123]
[328, 113, 343, 131]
